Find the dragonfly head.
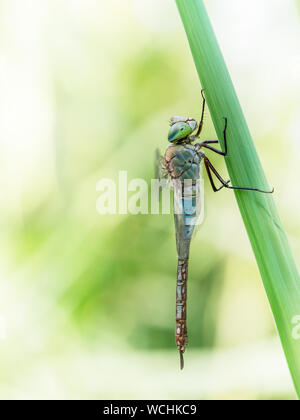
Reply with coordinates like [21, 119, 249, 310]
[168, 117, 197, 143]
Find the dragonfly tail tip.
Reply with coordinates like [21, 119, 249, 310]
[179, 350, 184, 370]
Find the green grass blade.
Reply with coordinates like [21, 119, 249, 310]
[175, 0, 300, 397]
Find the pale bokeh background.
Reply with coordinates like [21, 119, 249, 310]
[0, 0, 300, 400]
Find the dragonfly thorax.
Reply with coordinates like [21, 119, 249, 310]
[165, 143, 202, 181]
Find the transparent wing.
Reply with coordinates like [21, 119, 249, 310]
[192, 164, 205, 237]
[154, 149, 170, 206]
[154, 149, 168, 181]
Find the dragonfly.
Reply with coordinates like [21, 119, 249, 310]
[156, 90, 273, 370]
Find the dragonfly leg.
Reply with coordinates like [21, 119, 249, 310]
[204, 156, 274, 194]
[204, 157, 230, 192]
[197, 117, 228, 156]
[195, 89, 206, 138]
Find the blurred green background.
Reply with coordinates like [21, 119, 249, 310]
[0, 0, 300, 400]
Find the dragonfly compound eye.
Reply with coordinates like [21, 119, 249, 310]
[168, 122, 192, 143]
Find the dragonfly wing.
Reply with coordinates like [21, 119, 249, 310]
[172, 159, 204, 258]
[174, 175, 203, 242]
[154, 149, 170, 204]
[155, 149, 168, 181]
[190, 164, 204, 238]
[173, 180, 189, 258]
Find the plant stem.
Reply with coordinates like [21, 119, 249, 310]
[175, 0, 300, 397]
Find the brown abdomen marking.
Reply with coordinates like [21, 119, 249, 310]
[175, 258, 188, 353]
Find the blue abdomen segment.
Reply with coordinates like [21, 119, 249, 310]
[174, 180, 202, 259]
[182, 194, 198, 240]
